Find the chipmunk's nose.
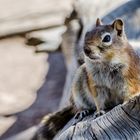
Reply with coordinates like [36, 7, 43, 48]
[84, 46, 92, 56]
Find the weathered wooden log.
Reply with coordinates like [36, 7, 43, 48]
[55, 95, 140, 140]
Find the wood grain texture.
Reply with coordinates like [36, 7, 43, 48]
[56, 95, 140, 140]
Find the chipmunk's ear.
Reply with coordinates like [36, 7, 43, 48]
[96, 18, 102, 26]
[112, 19, 124, 36]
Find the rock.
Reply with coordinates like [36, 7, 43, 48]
[0, 116, 16, 137]
[0, 51, 67, 139]
[0, 37, 48, 115]
[25, 26, 66, 52]
[0, 0, 74, 37]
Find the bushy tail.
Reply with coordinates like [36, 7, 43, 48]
[32, 106, 76, 140]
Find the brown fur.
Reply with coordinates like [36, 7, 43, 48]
[72, 18, 140, 112]
[35, 19, 140, 140]
[124, 45, 140, 97]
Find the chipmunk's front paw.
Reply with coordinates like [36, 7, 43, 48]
[72, 110, 91, 125]
[74, 109, 92, 121]
[93, 110, 105, 119]
[72, 109, 95, 125]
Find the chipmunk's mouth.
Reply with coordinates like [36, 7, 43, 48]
[84, 47, 101, 60]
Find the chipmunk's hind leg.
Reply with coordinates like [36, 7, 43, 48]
[33, 106, 76, 140]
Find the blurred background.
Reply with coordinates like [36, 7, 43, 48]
[0, 0, 140, 140]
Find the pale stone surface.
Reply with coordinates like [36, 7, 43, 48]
[0, 37, 48, 115]
[0, 38, 66, 139]
[0, 0, 74, 37]
[0, 116, 16, 137]
[26, 26, 66, 52]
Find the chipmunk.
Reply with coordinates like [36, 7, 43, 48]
[34, 18, 140, 140]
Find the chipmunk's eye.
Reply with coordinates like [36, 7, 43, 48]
[102, 35, 111, 42]
[101, 33, 112, 46]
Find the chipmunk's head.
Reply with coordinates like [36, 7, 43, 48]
[84, 18, 129, 67]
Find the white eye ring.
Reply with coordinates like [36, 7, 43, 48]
[101, 32, 112, 46]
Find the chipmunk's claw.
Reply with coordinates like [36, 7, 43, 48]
[74, 110, 92, 120]
[93, 110, 105, 119]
